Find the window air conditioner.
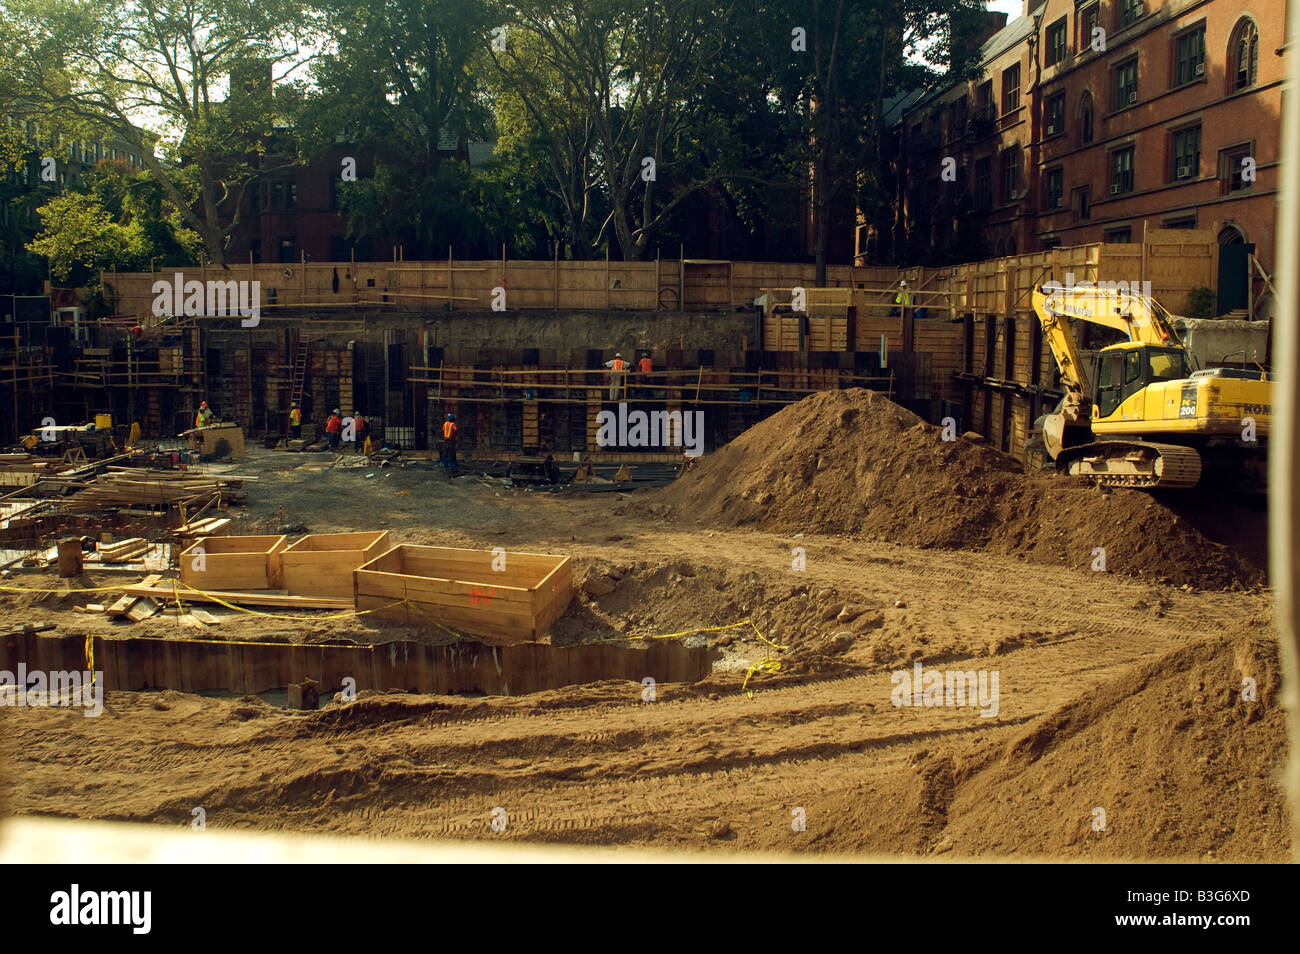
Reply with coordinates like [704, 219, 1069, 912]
[1047, 122, 1057, 135]
[1110, 183, 1120, 194]
[1194, 62, 1204, 77]
[1176, 162, 1188, 178]
[1128, 90, 1137, 104]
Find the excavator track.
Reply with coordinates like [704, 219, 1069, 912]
[1057, 441, 1203, 490]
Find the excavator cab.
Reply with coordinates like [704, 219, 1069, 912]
[1094, 344, 1192, 419]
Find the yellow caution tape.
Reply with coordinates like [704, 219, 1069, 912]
[742, 657, 782, 699]
[164, 579, 408, 622]
[0, 580, 158, 594]
[626, 618, 787, 651]
[625, 618, 787, 698]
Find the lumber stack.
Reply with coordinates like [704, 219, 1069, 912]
[59, 470, 248, 512]
[95, 537, 151, 563]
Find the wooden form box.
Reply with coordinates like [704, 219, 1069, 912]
[355, 545, 573, 642]
[179, 534, 287, 591]
[281, 530, 391, 598]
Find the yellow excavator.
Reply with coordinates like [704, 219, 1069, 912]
[1030, 283, 1271, 490]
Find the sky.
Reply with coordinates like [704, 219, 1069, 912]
[987, 0, 1024, 22]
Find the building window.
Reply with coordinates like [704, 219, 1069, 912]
[1046, 18, 1067, 66]
[286, 181, 297, 209]
[278, 238, 296, 263]
[1002, 63, 1021, 114]
[1171, 126, 1201, 181]
[1001, 147, 1020, 203]
[1045, 93, 1065, 137]
[975, 156, 992, 210]
[1119, 0, 1145, 29]
[1072, 186, 1091, 221]
[271, 182, 283, 208]
[1230, 20, 1259, 92]
[1165, 216, 1197, 229]
[1105, 227, 1133, 243]
[249, 239, 262, 263]
[1174, 26, 1206, 86]
[976, 80, 995, 120]
[1111, 146, 1135, 195]
[1079, 92, 1094, 143]
[954, 95, 968, 134]
[1114, 60, 1138, 110]
[250, 182, 261, 211]
[1220, 143, 1254, 193]
[1044, 168, 1064, 210]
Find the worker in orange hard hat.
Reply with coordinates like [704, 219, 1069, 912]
[194, 401, 214, 428]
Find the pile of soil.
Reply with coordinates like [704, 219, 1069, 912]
[658, 388, 1262, 589]
[815, 630, 1288, 860]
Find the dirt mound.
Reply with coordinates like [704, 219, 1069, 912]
[658, 388, 1261, 589]
[812, 631, 1288, 859]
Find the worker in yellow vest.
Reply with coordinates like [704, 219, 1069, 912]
[194, 401, 214, 428]
[289, 402, 302, 439]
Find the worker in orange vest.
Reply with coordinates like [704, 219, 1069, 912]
[353, 412, 368, 454]
[288, 402, 302, 439]
[604, 352, 628, 400]
[440, 413, 458, 474]
[637, 352, 653, 399]
[325, 408, 342, 449]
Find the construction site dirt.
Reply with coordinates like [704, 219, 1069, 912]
[0, 391, 1286, 859]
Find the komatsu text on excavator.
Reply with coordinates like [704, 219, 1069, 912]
[1030, 283, 1270, 490]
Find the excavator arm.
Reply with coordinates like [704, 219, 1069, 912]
[1031, 287, 1091, 395]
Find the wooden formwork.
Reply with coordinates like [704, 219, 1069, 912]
[179, 534, 287, 591]
[355, 544, 573, 642]
[281, 530, 391, 598]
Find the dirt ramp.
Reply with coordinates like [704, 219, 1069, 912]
[658, 388, 1261, 589]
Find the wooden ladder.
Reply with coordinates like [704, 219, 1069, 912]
[290, 339, 310, 407]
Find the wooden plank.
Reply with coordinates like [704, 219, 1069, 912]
[122, 582, 351, 610]
[125, 598, 160, 622]
[105, 595, 138, 618]
[189, 608, 220, 625]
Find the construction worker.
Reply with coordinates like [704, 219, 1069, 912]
[605, 352, 629, 400]
[289, 402, 302, 439]
[325, 408, 342, 449]
[441, 413, 458, 474]
[353, 412, 368, 453]
[194, 401, 214, 428]
[890, 280, 912, 316]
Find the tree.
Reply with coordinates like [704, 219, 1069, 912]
[26, 160, 201, 283]
[496, 0, 732, 261]
[0, 0, 323, 265]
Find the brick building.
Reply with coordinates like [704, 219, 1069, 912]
[869, 0, 1282, 312]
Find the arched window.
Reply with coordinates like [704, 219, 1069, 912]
[1219, 224, 1246, 245]
[1229, 19, 1258, 92]
[1078, 91, 1094, 144]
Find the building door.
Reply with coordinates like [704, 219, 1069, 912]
[1217, 228, 1253, 314]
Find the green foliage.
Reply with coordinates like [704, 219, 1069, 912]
[1185, 286, 1218, 319]
[25, 162, 200, 283]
